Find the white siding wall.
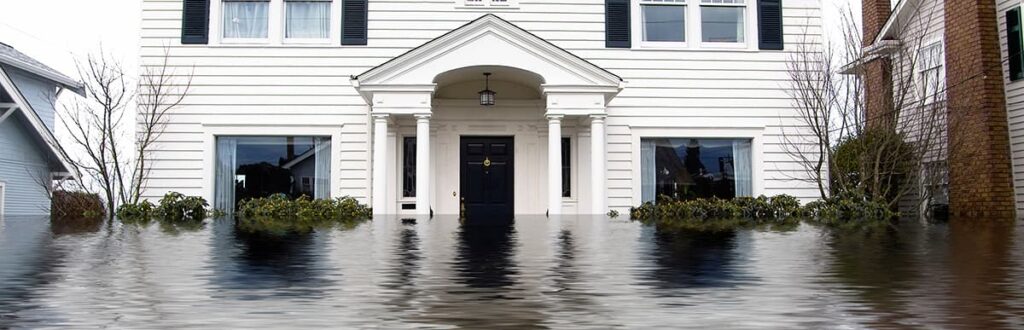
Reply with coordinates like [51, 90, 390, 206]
[998, 0, 1024, 213]
[140, 0, 823, 210]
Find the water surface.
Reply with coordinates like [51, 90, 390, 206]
[1, 216, 1022, 329]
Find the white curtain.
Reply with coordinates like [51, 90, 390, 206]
[223, 1, 269, 38]
[640, 139, 657, 203]
[733, 140, 752, 197]
[314, 137, 331, 199]
[215, 138, 238, 216]
[286, 1, 331, 39]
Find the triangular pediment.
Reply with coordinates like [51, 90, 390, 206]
[355, 14, 621, 88]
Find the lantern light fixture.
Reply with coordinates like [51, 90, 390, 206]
[479, 72, 496, 106]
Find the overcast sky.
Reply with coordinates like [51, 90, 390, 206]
[0, 0, 140, 78]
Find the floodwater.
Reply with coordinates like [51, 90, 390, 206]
[1, 215, 1023, 329]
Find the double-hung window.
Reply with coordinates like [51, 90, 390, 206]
[222, 0, 270, 40]
[285, 0, 332, 40]
[918, 42, 945, 104]
[641, 0, 688, 45]
[700, 0, 745, 44]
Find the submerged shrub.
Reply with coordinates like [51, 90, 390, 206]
[235, 194, 372, 234]
[801, 189, 896, 225]
[116, 200, 155, 223]
[631, 194, 805, 224]
[155, 192, 209, 222]
[52, 190, 105, 220]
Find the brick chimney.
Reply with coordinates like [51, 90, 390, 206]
[943, 0, 1016, 219]
[862, 0, 894, 129]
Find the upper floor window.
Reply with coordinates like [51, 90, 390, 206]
[634, 0, 754, 49]
[641, 0, 687, 44]
[285, 0, 331, 39]
[918, 41, 945, 104]
[223, 0, 270, 40]
[701, 0, 745, 43]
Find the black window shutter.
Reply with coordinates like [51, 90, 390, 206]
[342, 0, 369, 45]
[181, 0, 210, 44]
[1008, 7, 1024, 81]
[605, 0, 630, 48]
[758, 0, 783, 50]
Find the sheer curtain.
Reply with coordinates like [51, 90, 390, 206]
[733, 139, 752, 197]
[314, 137, 332, 199]
[215, 138, 238, 216]
[640, 139, 657, 203]
[223, 1, 269, 38]
[286, 1, 331, 39]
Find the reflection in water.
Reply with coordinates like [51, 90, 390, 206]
[452, 223, 519, 289]
[642, 224, 741, 291]
[1, 215, 1023, 329]
[210, 219, 333, 298]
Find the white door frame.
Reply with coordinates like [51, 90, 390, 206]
[0, 181, 6, 218]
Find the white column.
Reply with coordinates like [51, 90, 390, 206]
[590, 115, 607, 215]
[415, 114, 431, 216]
[547, 115, 563, 216]
[372, 114, 389, 215]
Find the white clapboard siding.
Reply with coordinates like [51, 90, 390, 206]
[140, 0, 824, 207]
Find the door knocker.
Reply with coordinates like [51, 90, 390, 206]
[483, 157, 492, 174]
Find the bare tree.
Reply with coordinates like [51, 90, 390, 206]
[782, 1, 957, 217]
[55, 46, 192, 219]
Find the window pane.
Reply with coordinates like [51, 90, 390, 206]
[701, 6, 744, 42]
[562, 137, 571, 198]
[223, 1, 269, 38]
[214, 136, 331, 213]
[643, 5, 686, 42]
[286, 1, 331, 39]
[403, 137, 417, 198]
[639, 138, 752, 202]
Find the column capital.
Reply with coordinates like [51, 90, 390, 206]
[589, 114, 607, 121]
[546, 114, 565, 121]
[414, 113, 432, 120]
[372, 113, 390, 120]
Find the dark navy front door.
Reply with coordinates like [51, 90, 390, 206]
[460, 136, 514, 222]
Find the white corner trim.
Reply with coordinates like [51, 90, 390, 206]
[200, 124, 345, 204]
[628, 126, 767, 206]
[0, 181, 6, 218]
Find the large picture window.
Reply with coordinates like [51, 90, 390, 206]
[640, 138, 752, 202]
[222, 0, 270, 39]
[215, 136, 331, 213]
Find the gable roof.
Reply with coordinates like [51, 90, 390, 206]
[354, 14, 622, 87]
[0, 42, 84, 95]
[873, 0, 923, 45]
[0, 64, 77, 178]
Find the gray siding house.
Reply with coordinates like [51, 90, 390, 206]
[0, 42, 82, 216]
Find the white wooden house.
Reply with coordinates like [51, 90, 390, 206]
[140, 0, 822, 218]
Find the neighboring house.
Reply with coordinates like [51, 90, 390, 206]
[0, 42, 82, 217]
[859, 0, 1023, 219]
[141, 0, 822, 218]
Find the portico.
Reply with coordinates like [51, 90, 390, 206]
[353, 15, 622, 217]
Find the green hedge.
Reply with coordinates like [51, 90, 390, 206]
[235, 194, 372, 234]
[116, 192, 208, 223]
[630, 192, 894, 227]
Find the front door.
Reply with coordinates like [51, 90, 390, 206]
[460, 136, 514, 222]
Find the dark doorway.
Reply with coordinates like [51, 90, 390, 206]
[460, 136, 515, 223]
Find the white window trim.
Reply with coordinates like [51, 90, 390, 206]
[916, 39, 946, 105]
[629, 126, 765, 206]
[282, 0, 335, 44]
[211, 0, 344, 46]
[632, 0, 758, 50]
[457, 0, 520, 9]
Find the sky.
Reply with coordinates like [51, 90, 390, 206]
[0, 0, 140, 79]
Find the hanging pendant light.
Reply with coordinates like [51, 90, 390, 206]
[479, 72, 496, 107]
